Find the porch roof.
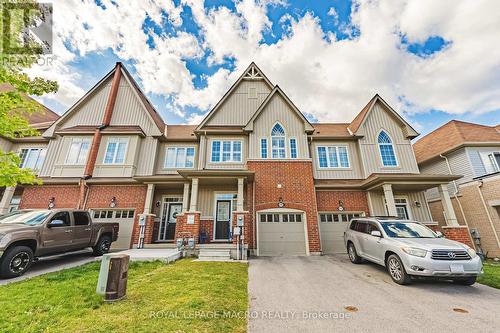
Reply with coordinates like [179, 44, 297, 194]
[177, 169, 255, 182]
[315, 173, 462, 191]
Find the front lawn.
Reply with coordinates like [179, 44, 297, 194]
[478, 260, 500, 289]
[0, 259, 248, 333]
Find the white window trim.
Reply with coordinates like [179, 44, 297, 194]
[316, 145, 351, 169]
[487, 152, 500, 172]
[164, 146, 196, 169]
[210, 140, 242, 163]
[65, 137, 91, 165]
[384, 196, 413, 220]
[377, 129, 399, 168]
[19, 147, 46, 169]
[289, 137, 298, 159]
[103, 137, 129, 165]
[271, 122, 287, 159]
[260, 137, 268, 159]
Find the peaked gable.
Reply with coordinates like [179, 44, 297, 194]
[196, 62, 274, 129]
[348, 95, 419, 139]
[44, 63, 164, 137]
[244, 86, 314, 133]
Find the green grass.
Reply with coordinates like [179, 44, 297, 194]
[0, 259, 248, 333]
[478, 260, 500, 289]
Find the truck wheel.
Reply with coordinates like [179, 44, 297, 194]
[387, 254, 412, 285]
[347, 242, 363, 264]
[0, 246, 34, 278]
[93, 236, 112, 256]
[453, 277, 477, 286]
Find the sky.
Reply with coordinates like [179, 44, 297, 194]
[29, 0, 500, 138]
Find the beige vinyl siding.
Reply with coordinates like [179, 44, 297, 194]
[198, 185, 239, 219]
[466, 146, 500, 177]
[206, 80, 271, 126]
[358, 103, 419, 176]
[39, 137, 61, 177]
[51, 135, 92, 177]
[61, 77, 111, 130]
[205, 135, 247, 169]
[368, 190, 432, 222]
[311, 141, 363, 179]
[136, 137, 159, 176]
[10, 141, 48, 152]
[0, 137, 12, 152]
[249, 93, 309, 159]
[109, 76, 162, 136]
[420, 148, 472, 201]
[93, 135, 139, 178]
[156, 142, 199, 175]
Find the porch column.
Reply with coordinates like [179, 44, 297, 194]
[182, 182, 190, 212]
[438, 184, 459, 226]
[237, 177, 244, 212]
[189, 178, 199, 212]
[0, 186, 16, 215]
[143, 184, 155, 215]
[383, 184, 397, 217]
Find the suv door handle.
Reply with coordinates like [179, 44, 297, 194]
[84, 228, 91, 231]
[65, 229, 73, 233]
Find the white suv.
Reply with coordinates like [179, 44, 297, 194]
[344, 217, 483, 285]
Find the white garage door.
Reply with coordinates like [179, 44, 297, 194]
[319, 212, 364, 254]
[92, 209, 135, 250]
[258, 212, 307, 256]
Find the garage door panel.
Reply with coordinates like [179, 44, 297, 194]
[92, 209, 134, 250]
[258, 212, 306, 256]
[320, 223, 348, 254]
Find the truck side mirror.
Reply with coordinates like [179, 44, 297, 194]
[48, 219, 65, 227]
[435, 231, 444, 238]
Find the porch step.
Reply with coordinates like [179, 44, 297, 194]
[198, 248, 232, 261]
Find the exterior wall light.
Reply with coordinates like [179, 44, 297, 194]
[48, 197, 55, 209]
[338, 200, 345, 211]
[110, 197, 117, 208]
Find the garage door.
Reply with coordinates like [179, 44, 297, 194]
[92, 209, 135, 250]
[258, 212, 307, 256]
[319, 212, 363, 254]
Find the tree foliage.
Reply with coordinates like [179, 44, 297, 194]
[0, 0, 58, 187]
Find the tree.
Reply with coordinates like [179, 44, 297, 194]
[0, 0, 58, 187]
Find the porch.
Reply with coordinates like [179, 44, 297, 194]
[136, 170, 254, 250]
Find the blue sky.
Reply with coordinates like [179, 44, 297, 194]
[35, 0, 500, 139]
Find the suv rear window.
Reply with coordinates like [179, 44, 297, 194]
[73, 212, 90, 226]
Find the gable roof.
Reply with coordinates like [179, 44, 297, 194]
[413, 120, 500, 164]
[243, 85, 314, 132]
[44, 63, 164, 137]
[311, 123, 352, 138]
[196, 62, 274, 130]
[0, 83, 59, 127]
[165, 125, 197, 141]
[347, 94, 419, 139]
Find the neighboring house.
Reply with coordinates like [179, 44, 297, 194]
[2, 62, 467, 256]
[414, 120, 500, 257]
[0, 83, 60, 214]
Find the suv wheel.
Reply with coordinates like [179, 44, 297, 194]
[387, 254, 412, 285]
[453, 277, 477, 286]
[347, 243, 363, 264]
[0, 246, 34, 278]
[93, 235, 112, 256]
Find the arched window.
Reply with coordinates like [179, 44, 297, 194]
[271, 123, 286, 158]
[378, 131, 397, 166]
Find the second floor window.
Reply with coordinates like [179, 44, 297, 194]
[211, 140, 242, 162]
[260, 138, 267, 158]
[488, 152, 500, 172]
[104, 137, 128, 164]
[165, 147, 195, 168]
[317, 146, 350, 168]
[19, 148, 46, 170]
[65, 138, 90, 165]
[378, 131, 398, 167]
[289, 138, 297, 159]
[271, 123, 286, 159]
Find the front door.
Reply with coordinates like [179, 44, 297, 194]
[159, 203, 182, 241]
[215, 200, 231, 240]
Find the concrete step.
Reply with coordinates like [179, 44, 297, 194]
[198, 248, 231, 261]
[197, 257, 233, 262]
[199, 251, 231, 257]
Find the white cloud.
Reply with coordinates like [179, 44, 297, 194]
[26, 0, 500, 123]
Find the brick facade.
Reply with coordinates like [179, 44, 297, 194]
[316, 190, 370, 215]
[442, 226, 475, 249]
[199, 219, 214, 243]
[20, 185, 80, 209]
[175, 212, 201, 243]
[247, 160, 321, 253]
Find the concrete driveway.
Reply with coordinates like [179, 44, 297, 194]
[248, 255, 500, 333]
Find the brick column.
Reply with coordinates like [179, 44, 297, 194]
[175, 212, 201, 243]
[143, 214, 155, 244]
[442, 226, 475, 248]
[383, 184, 397, 216]
[232, 212, 251, 246]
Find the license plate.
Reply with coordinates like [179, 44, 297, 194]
[450, 264, 465, 273]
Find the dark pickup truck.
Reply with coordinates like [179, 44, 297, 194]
[0, 209, 119, 278]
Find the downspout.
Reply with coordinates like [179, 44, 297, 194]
[477, 180, 500, 248]
[252, 179, 256, 251]
[439, 154, 469, 227]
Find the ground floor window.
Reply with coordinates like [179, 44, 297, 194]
[319, 212, 365, 223]
[92, 209, 135, 219]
